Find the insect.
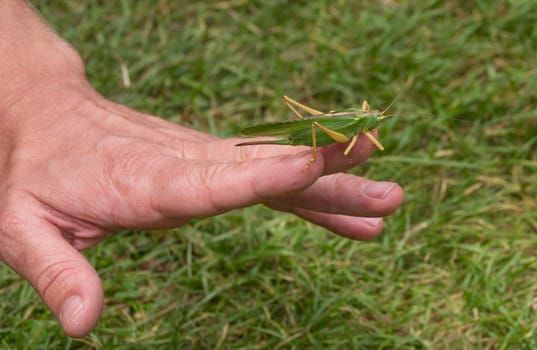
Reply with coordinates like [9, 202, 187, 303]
[236, 95, 394, 167]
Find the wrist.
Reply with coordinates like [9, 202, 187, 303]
[0, 1, 87, 123]
[0, 1, 92, 141]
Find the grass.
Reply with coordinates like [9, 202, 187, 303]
[2, 0, 537, 348]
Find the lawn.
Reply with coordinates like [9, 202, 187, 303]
[1, 1, 537, 349]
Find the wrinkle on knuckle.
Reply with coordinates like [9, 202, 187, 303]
[143, 158, 196, 218]
[0, 189, 38, 264]
[330, 173, 348, 192]
[105, 143, 153, 197]
[0, 211, 24, 263]
[0, 209, 24, 236]
[155, 131, 190, 157]
[36, 260, 79, 302]
[199, 164, 229, 214]
[248, 174, 264, 202]
[356, 198, 388, 217]
[0, 199, 33, 240]
[317, 175, 345, 212]
[0, 81, 36, 118]
[237, 144, 261, 161]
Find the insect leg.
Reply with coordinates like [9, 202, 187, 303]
[305, 121, 352, 167]
[283, 98, 306, 119]
[304, 122, 318, 168]
[363, 131, 384, 151]
[361, 100, 385, 151]
[283, 95, 325, 117]
[344, 135, 359, 156]
[313, 122, 350, 143]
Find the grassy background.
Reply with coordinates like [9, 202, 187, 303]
[2, 0, 537, 348]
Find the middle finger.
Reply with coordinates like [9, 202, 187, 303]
[266, 173, 403, 218]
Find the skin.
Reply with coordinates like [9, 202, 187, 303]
[0, 0, 404, 337]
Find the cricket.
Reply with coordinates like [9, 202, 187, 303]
[236, 95, 395, 167]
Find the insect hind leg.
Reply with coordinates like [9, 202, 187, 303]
[304, 121, 352, 168]
[344, 135, 359, 156]
[283, 95, 325, 120]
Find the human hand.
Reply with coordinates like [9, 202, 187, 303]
[0, 87, 403, 336]
[0, 0, 403, 337]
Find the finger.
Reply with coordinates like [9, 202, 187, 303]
[267, 173, 404, 217]
[154, 136, 310, 163]
[0, 209, 103, 337]
[146, 150, 325, 220]
[180, 129, 379, 175]
[289, 208, 385, 240]
[315, 130, 378, 174]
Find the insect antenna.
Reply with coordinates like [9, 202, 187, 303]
[380, 94, 401, 116]
[379, 112, 432, 121]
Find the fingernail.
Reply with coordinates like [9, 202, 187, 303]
[60, 295, 84, 330]
[362, 181, 396, 199]
[361, 217, 383, 227]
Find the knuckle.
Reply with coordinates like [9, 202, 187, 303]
[0, 203, 31, 237]
[0, 189, 34, 264]
[36, 260, 79, 302]
[102, 140, 150, 195]
[0, 186, 37, 235]
[0, 209, 28, 263]
[199, 164, 229, 214]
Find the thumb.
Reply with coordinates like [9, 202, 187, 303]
[0, 213, 103, 337]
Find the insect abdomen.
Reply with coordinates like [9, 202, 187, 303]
[288, 122, 359, 146]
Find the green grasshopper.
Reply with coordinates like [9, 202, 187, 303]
[236, 95, 393, 167]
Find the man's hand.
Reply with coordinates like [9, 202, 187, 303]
[0, 0, 403, 337]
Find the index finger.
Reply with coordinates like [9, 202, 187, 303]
[189, 131, 378, 175]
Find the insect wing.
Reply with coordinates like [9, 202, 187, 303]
[241, 118, 321, 137]
[241, 116, 360, 147]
